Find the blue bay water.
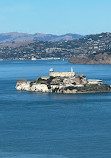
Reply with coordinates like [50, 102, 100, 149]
[0, 59, 111, 158]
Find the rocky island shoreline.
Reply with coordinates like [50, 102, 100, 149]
[16, 68, 111, 94]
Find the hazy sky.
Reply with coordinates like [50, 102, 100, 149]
[0, 0, 111, 35]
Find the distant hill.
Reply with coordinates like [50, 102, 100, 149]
[0, 32, 111, 62]
[0, 32, 83, 43]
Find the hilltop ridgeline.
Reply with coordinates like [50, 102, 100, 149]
[0, 32, 111, 61]
[0, 32, 83, 43]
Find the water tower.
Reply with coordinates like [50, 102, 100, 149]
[49, 68, 54, 75]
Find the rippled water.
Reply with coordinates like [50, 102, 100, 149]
[0, 60, 111, 158]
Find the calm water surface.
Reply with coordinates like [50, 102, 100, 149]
[0, 60, 111, 158]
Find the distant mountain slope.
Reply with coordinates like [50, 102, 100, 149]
[0, 32, 83, 43]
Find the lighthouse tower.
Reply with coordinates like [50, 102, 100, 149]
[71, 67, 73, 72]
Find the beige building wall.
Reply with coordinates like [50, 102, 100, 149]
[50, 72, 75, 77]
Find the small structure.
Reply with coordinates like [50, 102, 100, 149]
[31, 56, 36, 60]
[77, 73, 83, 77]
[49, 68, 54, 73]
[88, 79, 103, 85]
[50, 67, 75, 77]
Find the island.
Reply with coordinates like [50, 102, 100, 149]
[16, 67, 111, 94]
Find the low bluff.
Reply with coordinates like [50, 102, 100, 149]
[16, 68, 111, 94]
[69, 52, 111, 64]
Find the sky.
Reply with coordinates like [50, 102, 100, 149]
[0, 0, 111, 35]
